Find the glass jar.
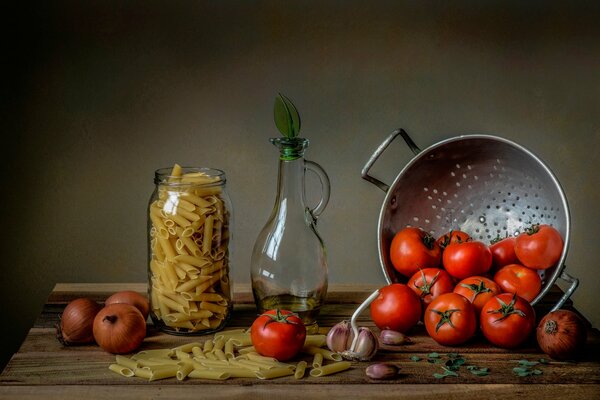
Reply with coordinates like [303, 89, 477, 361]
[147, 165, 232, 335]
[251, 137, 330, 334]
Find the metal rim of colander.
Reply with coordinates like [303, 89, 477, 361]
[377, 134, 571, 306]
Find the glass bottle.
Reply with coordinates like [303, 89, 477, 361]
[147, 165, 233, 335]
[251, 137, 330, 334]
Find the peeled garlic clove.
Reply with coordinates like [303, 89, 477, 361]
[380, 329, 411, 346]
[342, 327, 378, 361]
[365, 363, 399, 380]
[326, 320, 353, 353]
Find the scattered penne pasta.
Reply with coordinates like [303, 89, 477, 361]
[107, 328, 354, 382]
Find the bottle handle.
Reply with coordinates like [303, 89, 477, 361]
[304, 160, 330, 218]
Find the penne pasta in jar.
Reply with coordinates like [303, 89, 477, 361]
[148, 165, 233, 335]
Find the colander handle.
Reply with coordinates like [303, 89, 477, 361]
[551, 269, 579, 312]
[361, 128, 421, 192]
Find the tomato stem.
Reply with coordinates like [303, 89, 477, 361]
[459, 280, 492, 302]
[430, 308, 461, 332]
[487, 294, 526, 323]
[261, 309, 301, 329]
[524, 224, 541, 236]
[414, 269, 440, 298]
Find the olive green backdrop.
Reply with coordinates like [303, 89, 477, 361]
[3, 1, 599, 369]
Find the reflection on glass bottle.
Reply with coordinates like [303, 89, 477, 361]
[251, 136, 330, 334]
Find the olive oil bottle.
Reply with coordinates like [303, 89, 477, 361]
[250, 94, 330, 334]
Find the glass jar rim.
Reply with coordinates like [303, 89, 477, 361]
[154, 166, 226, 186]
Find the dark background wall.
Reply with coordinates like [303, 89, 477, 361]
[2, 1, 599, 369]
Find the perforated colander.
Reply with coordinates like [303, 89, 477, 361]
[362, 129, 578, 311]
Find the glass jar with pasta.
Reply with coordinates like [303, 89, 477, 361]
[148, 164, 232, 335]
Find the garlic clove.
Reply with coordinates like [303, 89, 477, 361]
[380, 329, 411, 346]
[326, 320, 353, 353]
[342, 327, 378, 361]
[365, 363, 399, 380]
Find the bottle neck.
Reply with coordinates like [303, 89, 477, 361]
[275, 157, 305, 205]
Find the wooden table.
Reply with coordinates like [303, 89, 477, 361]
[0, 283, 598, 399]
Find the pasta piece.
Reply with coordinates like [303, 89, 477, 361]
[133, 367, 153, 379]
[172, 342, 204, 353]
[294, 361, 307, 379]
[255, 367, 295, 380]
[304, 335, 327, 348]
[109, 364, 134, 377]
[176, 363, 194, 381]
[187, 369, 230, 380]
[302, 345, 343, 361]
[309, 361, 352, 377]
[115, 355, 138, 370]
[149, 365, 179, 381]
[312, 352, 323, 368]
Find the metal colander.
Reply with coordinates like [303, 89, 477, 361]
[362, 129, 578, 311]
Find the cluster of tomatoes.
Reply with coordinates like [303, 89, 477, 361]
[370, 224, 564, 348]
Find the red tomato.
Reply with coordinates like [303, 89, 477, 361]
[436, 230, 471, 249]
[489, 236, 518, 273]
[453, 276, 502, 315]
[407, 268, 455, 308]
[515, 224, 564, 270]
[370, 284, 422, 333]
[389, 227, 442, 278]
[480, 293, 536, 348]
[493, 264, 542, 303]
[442, 240, 492, 280]
[424, 293, 477, 346]
[250, 309, 306, 361]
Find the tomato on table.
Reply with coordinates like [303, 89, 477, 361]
[489, 235, 518, 273]
[389, 227, 442, 278]
[453, 276, 502, 315]
[442, 240, 492, 280]
[424, 293, 477, 346]
[370, 283, 422, 333]
[436, 230, 471, 250]
[407, 268, 455, 308]
[250, 309, 306, 361]
[515, 224, 564, 270]
[480, 293, 536, 348]
[493, 263, 541, 303]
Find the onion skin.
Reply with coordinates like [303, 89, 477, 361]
[536, 310, 587, 360]
[105, 291, 150, 320]
[93, 303, 147, 354]
[56, 298, 102, 345]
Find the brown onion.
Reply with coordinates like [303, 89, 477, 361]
[56, 298, 102, 345]
[93, 303, 147, 354]
[105, 291, 150, 320]
[536, 309, 587, 360]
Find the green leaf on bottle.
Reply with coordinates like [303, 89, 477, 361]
[274, 93, 301, 138]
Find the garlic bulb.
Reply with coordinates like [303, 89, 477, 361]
[380, 329, 411, 345]
[326, 321, 378, 361]
[326, 320, 353, 353]
[365, 363, 399, 380]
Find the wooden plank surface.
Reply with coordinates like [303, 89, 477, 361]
[1, 283, 599, 399]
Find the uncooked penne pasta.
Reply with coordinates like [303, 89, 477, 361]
[187, 369, 231, 380]
[115, 355, 138, 370]
[312, 352, 323, 368]
[309, 361, 352, 377]
[302, 345, 343, 361]
[172, 342, 204, 353]
[109, 364, 134, 377]
[294, 361, 307, 379]
[255, 367, 295, 380]
[304, 335, 327, 348]
[149, 365, 179, 381]
[176, 363, 194, 381]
